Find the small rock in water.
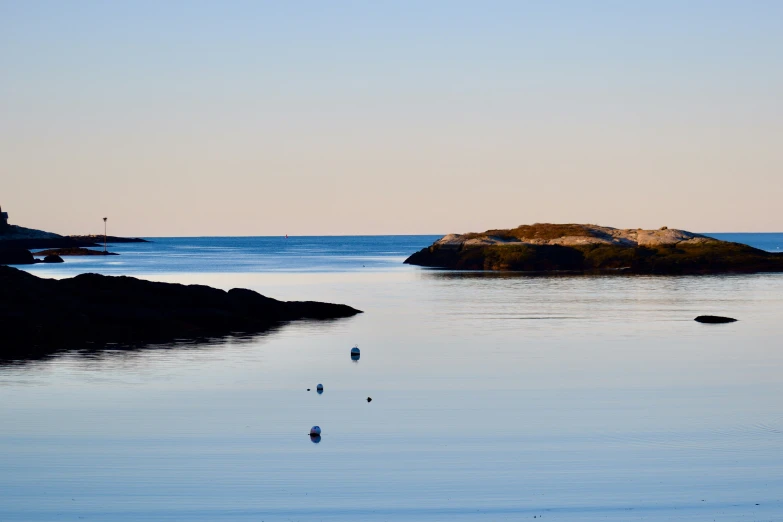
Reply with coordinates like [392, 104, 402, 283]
[351, 346, 360, 356]
[309, 426, 321, 436]
[307, 388, 310, 391]
[316, 383, 323, 394]
[366, 397, 372, 403]
[694, 315, 738, 324]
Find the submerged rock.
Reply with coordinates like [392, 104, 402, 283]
[694, 315, 738, 324]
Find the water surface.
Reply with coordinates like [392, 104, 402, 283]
[3, 235, 783, 521]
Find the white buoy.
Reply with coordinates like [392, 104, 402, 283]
[351, 346, 360, 356]
[310, 426, 321, 436]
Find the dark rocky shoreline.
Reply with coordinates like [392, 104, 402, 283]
[0, 266, 362, 359]
[0, 234, 147, 251]
[68, 235, 148, 244]
[35, 247, 119, 256]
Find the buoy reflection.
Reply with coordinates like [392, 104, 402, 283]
[309, 434, 321, 444]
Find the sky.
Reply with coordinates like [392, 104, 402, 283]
[1, 1, 782, 236]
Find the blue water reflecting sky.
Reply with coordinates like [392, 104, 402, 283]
[3, 235, 783, 521]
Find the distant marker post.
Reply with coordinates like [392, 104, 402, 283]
[103, 217, 107, 254]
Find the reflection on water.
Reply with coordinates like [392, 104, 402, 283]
[0, 317, 360, 369]
[3, 236, 783, 521]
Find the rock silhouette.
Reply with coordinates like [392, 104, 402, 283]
[0, 248, 35, 265]
[694, 315, 738, 324]
[0, 265, 362, 357]
[35, 247, 118, 256]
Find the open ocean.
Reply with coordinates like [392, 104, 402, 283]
[2, 233, 783, 521]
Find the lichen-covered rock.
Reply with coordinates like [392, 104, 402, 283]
[405, 223, 783, 274]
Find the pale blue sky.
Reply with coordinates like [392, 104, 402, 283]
[2, 1, 782, 235]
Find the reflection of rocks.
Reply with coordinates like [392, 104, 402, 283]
[0, 266, 362, 359]
[0, 327, 286, 367]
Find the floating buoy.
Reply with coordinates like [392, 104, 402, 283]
[310, 426, 321, 436]
[316, 383, 323, 394]
[307, 388, 310, 391]
[351, 346, 360, 356]
[366, 397, 372, 403]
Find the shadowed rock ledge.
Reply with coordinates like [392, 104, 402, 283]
[0, 266, 362, 356]
[35, 247, 119, 256]
[405, 223, 783, 274]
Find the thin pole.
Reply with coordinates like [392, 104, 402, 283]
[103, 217, 107, 253]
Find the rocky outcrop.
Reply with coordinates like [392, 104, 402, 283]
[0, 248, 36, 265]
[431, 224, 713, 249]
[2, 227, 146, 250]
[68, 235, 148, 244]
[405, 223, 783, 274]
[0, 224, 63, 241]
[0, 266, 362, 357]
[36, 247, 118, 256]
[0, 248, 67, 265]
[695, 315, 738, 323]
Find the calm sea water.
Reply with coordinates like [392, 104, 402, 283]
[3, 234, 783, 521]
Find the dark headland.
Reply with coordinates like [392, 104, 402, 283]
[0, 206, 144, 263]
[35, 247, 120, 256]
[0, 265, 361, 359]
[405, 223, 783, 274]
